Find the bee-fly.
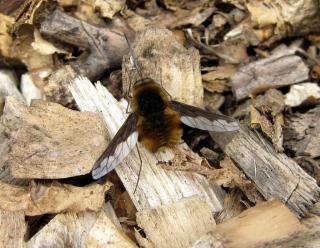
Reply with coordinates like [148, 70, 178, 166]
[92, 78, 240, 180]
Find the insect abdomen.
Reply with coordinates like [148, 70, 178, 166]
[137, 107, 182, 152]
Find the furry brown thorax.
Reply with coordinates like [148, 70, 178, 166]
[131, 79, 182, 152]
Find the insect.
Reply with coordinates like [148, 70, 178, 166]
[91, 77, 240, 180]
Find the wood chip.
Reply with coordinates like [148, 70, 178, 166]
[0, 13, 14, 58]
[122, 27, 203, 106]
[94, 0, 125, 19]
[230, 51, 309, 101]
[135, 197, 216, 248]
[0, 180, 112, 215]
[284, 106, 320, 158]
[27, 181, 112, 215]
[202, 65, 238, 93]
[86, 211, 137, 248]
[2, 97, 108, 179]
[27, 209, 135, 247]
[210, 126, 320, 216]
[214, 201, 306, 248]
[0, 210, 26, 248]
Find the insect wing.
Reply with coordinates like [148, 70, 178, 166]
[171, 101, 240, 132]
[92, 113, 138, 179]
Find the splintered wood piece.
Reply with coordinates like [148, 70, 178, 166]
[230, 51, 309, 101]
[210, 126, 320, 216]
[0, 181, 29, 211]
[27, 209, 134, 247]
[213, 201, 306, 248]
[70, 77, 224, 212]
[122, 27, 203, 106]
[27, 181, 112, 215]
[40, 9, 133, 79]
[135, 197, 216, 248]
[284, 106, 320, 158]
[0, 210, 26, 248]
[0, 180, 112, 215]
[86, 211, 137, 248]
[2, 97, 108, 179]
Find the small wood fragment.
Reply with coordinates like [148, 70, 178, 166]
[135, 197, 216, 248]
[247, 1, 320, 40]
[122, 27, 203, 106]
[284, 106, 320, 158]
[40, 9, 133, 80]
[86, 211, 137, 248]
[27, 209, 134, 247]
[259, 202, 320, 247]
[0, 180, 112, 215]
[0, 210, 26, 248]
[27, 181, 112, 215]
[230, 51, 309, 101]
[214, 201, 306, 248]
[0, 181, 29, 211]
[2, 97, 108, 179]
[210, 126, 320, 216]
[202, 65, 238, 93]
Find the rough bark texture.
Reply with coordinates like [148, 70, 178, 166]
[122, 27, 203, 106]
[284, 106, 320, 158]
[1, 97, 108, 179]
[210, 126, 320, 216]
[40, 9, 133, 80]
[230, 51, 309, 101]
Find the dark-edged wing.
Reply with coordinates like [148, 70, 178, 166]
[92, 113, 138, 180]
[171, 100, 239, 132]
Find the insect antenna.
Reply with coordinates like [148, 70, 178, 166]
[123, 33, 144, 79]
[123, 62, 133, 114]
[133, 144, 143, 194]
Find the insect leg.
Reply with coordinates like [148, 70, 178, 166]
[123, 62, 133, 114]
[133, 144, 143, 194]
